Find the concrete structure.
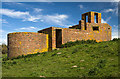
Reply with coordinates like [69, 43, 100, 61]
[7, 11, 112, 58]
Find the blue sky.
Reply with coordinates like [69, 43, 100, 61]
[0, 2, 119, 44]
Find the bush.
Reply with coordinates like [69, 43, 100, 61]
[61, 40, 97, 48]
[2, 43, 8, 54]
[112, 38, 120, 41]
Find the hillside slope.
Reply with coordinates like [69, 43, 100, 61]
[2, 40, 119, 77]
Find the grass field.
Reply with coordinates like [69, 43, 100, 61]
[2, 39, 119, 77]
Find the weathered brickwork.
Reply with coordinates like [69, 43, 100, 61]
[62, 23, 111, 44]
[8, 11, 112, 58]
[38, 27, 53, 51]
[8, 32, 48, 58]
[38, 12, 111, 50]
[38, 27, 63, 50]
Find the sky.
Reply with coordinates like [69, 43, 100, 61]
[0, 2, 119, 45]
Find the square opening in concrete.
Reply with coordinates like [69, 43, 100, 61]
[93, 26, 99, 31]
[56, 29, 62, 48]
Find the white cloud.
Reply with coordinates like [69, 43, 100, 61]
[103, 9, 114, 13]
[112, 35, 118, 39]
[113, 25, 118, 28]
[112, 25, 118, 39]
[1, 8, 69, 26]
[15, 26, 38, 31]
[24, 14, 69, 25]
[5, 2, 24, 5]
[0, 8, 29, 18]
[102, 7, 118, 15]
[112, 0, 120, 2]
[0, 38, 7, 45]
[0, 38, 4, 45]
[23, 15, 41, 22]
[0, 30, 8, 45]
[101, 17, 111, 23]
[112, 31, 118, 39]
[40, 19, 44, 22]
[0, 8, 41, 22]
[43, 14, 68, 26]
[0, 19, 8, 23]
[79, 5, 83, 9]
[101, 18, 107, 23]
[64, 24, 74, 28]
[34, 8, 43, 12]
[0, 29, 5, 33]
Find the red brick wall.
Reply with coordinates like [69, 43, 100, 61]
[8, 32, 48, 58]
[86, 23, 111, 41]
[38, 27, 62, 50]
[62, 23, 111, 44]
[62, 28, 85, 44]
[51, 27, 56, 50]
[38, 27, 52, 51]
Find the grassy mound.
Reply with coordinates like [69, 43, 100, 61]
[2, 39, 119, 77]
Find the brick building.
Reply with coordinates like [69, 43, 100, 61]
[8, 11, 112, 58]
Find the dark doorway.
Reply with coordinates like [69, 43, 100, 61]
[84, 14, 88, 30]
[56, 29, 62, 48]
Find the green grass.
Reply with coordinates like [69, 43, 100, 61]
[2, 39, 120, 77]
